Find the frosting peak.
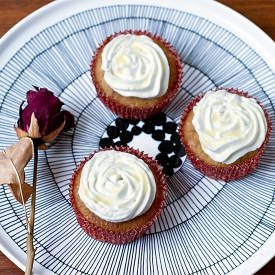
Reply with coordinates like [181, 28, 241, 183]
[78, 150, 156, 222]
[101, 34, 170, 98]
[192, 90, 267, 164]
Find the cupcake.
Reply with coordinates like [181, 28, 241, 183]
[69, 146, 167, 244]
[178, 88, 272, 181]
[91, 30, 183, 120]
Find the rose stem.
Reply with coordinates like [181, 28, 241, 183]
[25, 140, 38, 275]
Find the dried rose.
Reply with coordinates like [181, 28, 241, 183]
[14, 87, 74, 149]
[2, 87, 75, 275]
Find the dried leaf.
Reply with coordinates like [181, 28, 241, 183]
[14, 126, 28, 139]
[8, 182, 33, 205]
[0, 137, 33, 204]
[28, 113, 41, 139]
[38, 142, 55, 150]
[42, 119, 66, 143]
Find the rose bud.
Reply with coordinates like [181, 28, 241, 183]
[14, 87, 74, 150]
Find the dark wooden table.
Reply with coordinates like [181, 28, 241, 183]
[0, 0, 274, 274]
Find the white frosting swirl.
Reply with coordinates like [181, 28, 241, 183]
[192, 90, 267, 164]
[78, 150, 156, 222]
[101, 34, 170, 98]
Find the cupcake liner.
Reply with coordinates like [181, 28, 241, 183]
[69, 146, 167, 244]
[91, 30, 183, 120]
[178, 87, 272, 181]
